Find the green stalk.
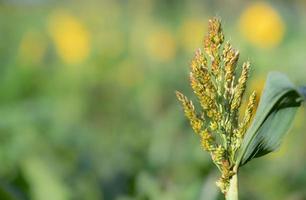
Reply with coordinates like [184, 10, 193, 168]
[226, 169, 238, 200]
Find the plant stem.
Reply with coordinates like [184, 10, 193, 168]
[226, 172, 238, 200]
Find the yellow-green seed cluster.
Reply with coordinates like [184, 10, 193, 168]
[176, 18, 257, 194]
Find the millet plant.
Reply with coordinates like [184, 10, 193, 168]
[176, 18, 306, 199]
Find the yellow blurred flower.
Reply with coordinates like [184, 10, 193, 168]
[238, 2, 285, 49]
[146, 27, 176, 62]
[18, 30, 47, 65]
[179, 18, 206, 51]
[48, 10, 91, 64]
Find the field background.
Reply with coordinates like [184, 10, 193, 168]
[0, 0, 306, 199]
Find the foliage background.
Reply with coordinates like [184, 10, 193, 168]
[0, 0, 306, 199]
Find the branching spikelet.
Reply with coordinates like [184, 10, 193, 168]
[190, 49, 216, 100]
[212, 145, 225, 164]
[217, 160, 235, 194]
[176, 91, 203, 134]
[176, 17, 257, 194]
[200, 130, 215, 152]
[204, 18, 224, 78]
[231, 62, 250, 111]
[231, 91, 257, 154]
[237, 91, 257, 138]
[190, 72, 215, 110]
[222, 42, 239, 100]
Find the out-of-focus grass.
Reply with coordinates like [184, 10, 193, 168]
[0, 0, 305, 199]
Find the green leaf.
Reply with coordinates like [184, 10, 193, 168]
[236, 72, 304, 167]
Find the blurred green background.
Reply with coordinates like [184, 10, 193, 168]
[0, 0, 306, 199]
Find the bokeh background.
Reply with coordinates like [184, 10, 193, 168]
[1, 0, 306, 199]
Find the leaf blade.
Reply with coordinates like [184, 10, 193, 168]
[236, 72, 303, 167]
